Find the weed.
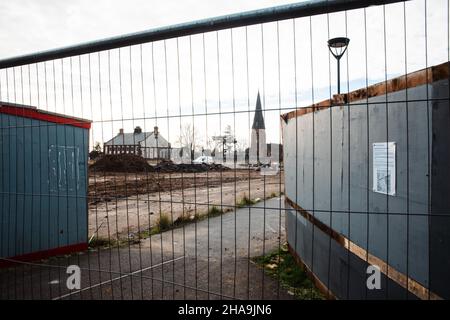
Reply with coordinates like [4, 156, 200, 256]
[157, 213, 172, 231]
[89, 236, 130, 249]
[138, 229, 152, 239]
[173, 213, 197, 226]
[269, 192, 278, 198]
[89, 237, 112, 248]
[208, 206, 223, 217]
[236, 194, 257, 207]
[252, 244, 325, 300]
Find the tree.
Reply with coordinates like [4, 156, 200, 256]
[89, 141, 103, 160]
[211, 125, 247, 163]
[177, 123, 200, 151]
[93, 142, 102, 152]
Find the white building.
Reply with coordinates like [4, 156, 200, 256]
[104, 126, 171, 160]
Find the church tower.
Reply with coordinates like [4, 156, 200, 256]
[250, 91, 267, 165]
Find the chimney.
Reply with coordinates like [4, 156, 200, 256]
[134, 126, 142, 134]
[119, 128, 124, 135]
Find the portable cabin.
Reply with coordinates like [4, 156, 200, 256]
[0, 102, 91, 264]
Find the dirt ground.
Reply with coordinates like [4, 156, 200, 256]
[88, 170, 284, 240]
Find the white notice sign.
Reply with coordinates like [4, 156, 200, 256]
[373, 142, 396, 196]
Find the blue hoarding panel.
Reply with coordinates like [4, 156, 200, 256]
[0, 111, 89, 259]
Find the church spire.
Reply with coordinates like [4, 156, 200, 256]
[252, 91, 265, 130]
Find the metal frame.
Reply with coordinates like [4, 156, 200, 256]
[3, 0, 445, 301]
[0, 0, 406, 69]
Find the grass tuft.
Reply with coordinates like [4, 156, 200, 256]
[269, 192, 278, 198]
[89, 237, 129, 249]
[252, 244, 325, 300]
[89, 237, 112, 248]
[208, 205, 224, 217]
[236, 194, 257, 208]
[157, 213, 172, 232]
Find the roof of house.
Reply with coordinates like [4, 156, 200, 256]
[252, 91, 265, 130]
[104, 129, 170, 147]
[281, 61, 449, 123]
[143, 134, 170, 147]
[104, 131, 153, 145]
[0, 101, 92, 129]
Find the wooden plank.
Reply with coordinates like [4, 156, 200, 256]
[285, 196, 442, 300]
[287, 243, 337, 300]
[281, 61, 450, 123]
[281, 99, 332, 123]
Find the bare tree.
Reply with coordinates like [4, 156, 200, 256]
[177, 123, 200, 151]
[93, 141, 102, 152]
[89, 141, 103, 160]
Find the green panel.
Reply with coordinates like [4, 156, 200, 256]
[0, 113, 89, 258]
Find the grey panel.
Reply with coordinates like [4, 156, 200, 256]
[430, 79, 450, 299]
[286, 206, 417, 299]
[283, 80, 450, 298]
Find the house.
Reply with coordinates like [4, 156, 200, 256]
[104, 126, 171, 160]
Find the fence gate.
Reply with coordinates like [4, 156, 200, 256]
[1, 0, 449, 300]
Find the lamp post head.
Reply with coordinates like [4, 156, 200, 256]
[328, 37, 350, 95]
[327, 37, 350, 60]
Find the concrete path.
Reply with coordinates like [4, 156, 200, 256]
[0, 197, 293, 300]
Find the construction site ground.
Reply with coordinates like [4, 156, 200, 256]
[88, 169, 284, 240]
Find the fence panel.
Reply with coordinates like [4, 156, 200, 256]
[0, 0, 449, 300]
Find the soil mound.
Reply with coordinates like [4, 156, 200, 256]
[90, 156, 231, 173]
[90, 154, 154, 172]
[154, 160, 231, 173]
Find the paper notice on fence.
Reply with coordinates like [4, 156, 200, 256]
[372, 142, 396, 196]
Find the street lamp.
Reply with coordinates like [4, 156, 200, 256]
[222, 137, 227, 163]
[233, 139, 237, 163]
[154, 126, 159, 160]
[327, 37, 350, 95]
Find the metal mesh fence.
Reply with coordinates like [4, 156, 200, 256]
[0, 0, 449, 300]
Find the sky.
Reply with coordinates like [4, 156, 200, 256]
[0, 0, 449, 150]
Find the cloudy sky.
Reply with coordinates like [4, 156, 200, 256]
[0, 0, 449, 149]
[0, 0, 300, 59]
